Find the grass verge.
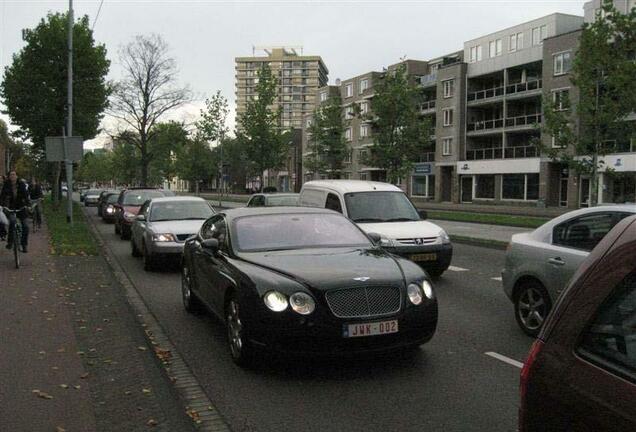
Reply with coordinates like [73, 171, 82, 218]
[427, 210, 548, 229]
[449, 235, 509, 250]
[42, 198, 99, 256]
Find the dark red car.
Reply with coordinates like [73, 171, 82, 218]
[114, 188, 174, 240]
[519, 215, 636, 431]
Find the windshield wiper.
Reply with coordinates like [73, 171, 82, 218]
[352, 217, 386, 223]
[385, 217, 419, 222]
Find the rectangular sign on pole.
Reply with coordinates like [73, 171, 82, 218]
[45, 136, 83, 162]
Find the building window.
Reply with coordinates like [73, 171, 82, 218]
[502, 174, 539, 200]
[411, 175, 435, 198]
[442, 137, 452, 155]
[345, 106, 354, 119]
[509, 32, 524, 52]
[443, 79, 454, 98]
[360, 124, 369, 138]
[360, 101, 369, 114]
[553, 51, 572, 75]
[532, 25, 547, 46]
[359, 79, 369, 94]
[359, 172, 369, 181]
[469, 45, 483, 63]
[344, 150, 352, 164]
[345, 127, 352, 142]
[320, 91, 327, 102]
[443, 109, 453, 127]
[345, 83, 353, 98]
[489, 39, 502, 57]
[475, 175, 495, 199]
[553, 89, 570, 111]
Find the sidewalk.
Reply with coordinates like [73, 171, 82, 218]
[0, 223, 194, 431]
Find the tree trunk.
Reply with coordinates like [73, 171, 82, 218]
[51, 162, 62, 203]
[140, 139, 148, 187]
[590, 153, 599, 207]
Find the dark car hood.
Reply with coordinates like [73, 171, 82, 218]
[238, 247, 404, 290]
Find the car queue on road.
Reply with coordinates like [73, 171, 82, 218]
[86, 180, 636, 430]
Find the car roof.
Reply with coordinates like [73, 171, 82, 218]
[254, 193, 299, 197]
[302, 180, 402, 194]
[223, 206, 336, 220]
[149, 196, 206, 203]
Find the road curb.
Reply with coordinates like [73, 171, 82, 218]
[449, 235, 508, 250]
[83, 207, 232, 432]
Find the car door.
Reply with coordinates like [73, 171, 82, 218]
[547, 212, 626, 298]
[192, 215, 228, 314]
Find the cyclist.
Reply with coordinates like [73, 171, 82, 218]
[0, 170, 31, 253]
[29, 178, 44, 228]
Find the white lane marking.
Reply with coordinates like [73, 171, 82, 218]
[491, 276, 503, 281]
[448, 265, 469, 272]
[485, 351, 524, 369]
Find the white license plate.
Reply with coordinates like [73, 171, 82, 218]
[411, 253, 437, 262]
[343, 320, 398, 338]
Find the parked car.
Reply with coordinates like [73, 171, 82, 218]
[114, 188, 174, 240]
[97, 190, 119, 217]
[246, 193, 299, 207]
[79, 187, 90, 202]
[131, 196, 215, 270]
[100, 193, 120, 223]
[83, 189, 104, 207]
[299, 180, 452, 278]
[518, 215, 636, 432]
[181, 207, 438, 367]
[502, 205, 636, 336]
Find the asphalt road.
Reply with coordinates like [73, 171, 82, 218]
[86, 206, 533, 432]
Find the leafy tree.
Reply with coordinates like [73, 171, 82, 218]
[213, 136, 248, 193]
[196, 92, 230, 190]
[110, 133, 139, 186]
[109, 34, 191, 187]
[148, 121, 189, 185]
[542, 0, 636, 206]
[366, 65, 433, 184]
[236, 64, 289, 191]
[175, 138, 217, 194]
[0, 12, 110, 197]
[77, 151, 113, 185]
[305, 94, 347, 179]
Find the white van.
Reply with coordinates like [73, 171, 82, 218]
[299, 180, 452, 277]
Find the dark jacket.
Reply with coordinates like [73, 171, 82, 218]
[29, 183, 44, 200]
[1, 180, 31, 210]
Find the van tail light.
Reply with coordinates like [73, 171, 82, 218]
[519, 339, 545, 432]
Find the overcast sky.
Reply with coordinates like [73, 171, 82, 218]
[1, 0, 587, 146]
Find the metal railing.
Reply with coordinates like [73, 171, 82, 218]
[466, 145, 538, 160]
[419, 152, 436, 162]
[506, 79, 542, 95]
[467, 85, 504, 102]
[467, 118, 504, 132]
[505, 113, 542, 128]
[420, 73, 437, 87]
[420, 100, 436, 111]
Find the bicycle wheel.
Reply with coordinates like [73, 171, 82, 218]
[13, 232, 20, 269]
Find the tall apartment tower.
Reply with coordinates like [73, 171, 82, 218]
[235, 47, 329, 129]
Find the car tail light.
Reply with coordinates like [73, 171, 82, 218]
[519, 339, 544, 432]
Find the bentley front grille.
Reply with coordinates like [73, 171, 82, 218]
[325, 286, 401, 318]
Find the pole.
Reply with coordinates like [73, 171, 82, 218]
[66, 0, 74, 223]
[218, 132, 223, 207]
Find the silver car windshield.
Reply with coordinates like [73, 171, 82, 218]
[266, 195, 299, 206]
[234, 213, 371, 252]
[344, 191, 419, 223]
[150, 201, 214, 222]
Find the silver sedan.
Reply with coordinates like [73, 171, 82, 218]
[502, 204, 636, 336]
[131, 196, 215, 271]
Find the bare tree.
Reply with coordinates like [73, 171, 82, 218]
[109, 34, 191, 186]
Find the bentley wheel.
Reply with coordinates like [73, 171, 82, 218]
[181, 264, 200, 313]
[226, 294, 254, 368]
[514, 280, 551, 337]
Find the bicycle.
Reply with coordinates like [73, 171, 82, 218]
[1, 206, 28, 269]
[31, 199, 42, 233]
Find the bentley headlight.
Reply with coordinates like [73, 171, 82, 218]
[264, 291, 288, 312]
[440, 230, 451, 244]
[422, 280, 434, 299]
[407, 283, 423, 305]
[290, 292, 316, 315]
[153, 233, 176, 242]
[106, 206, 115, 214]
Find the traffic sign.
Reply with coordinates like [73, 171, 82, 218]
[45, 136, 84, 162]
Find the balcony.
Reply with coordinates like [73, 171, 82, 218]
[506, 79, 542, 97]
[420, 73, 437, 87]
[466, 145, 538, 160]
[467, 118, 504, 133]
[505, 113, 542, 129]
[467, 86, 504, 103]
[420, 100, 436, 113]
[419, 152, 435, 162]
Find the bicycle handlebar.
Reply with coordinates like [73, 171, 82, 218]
[1, 206, 29, 214]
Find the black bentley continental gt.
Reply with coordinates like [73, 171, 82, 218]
[181, 207, 438, 367]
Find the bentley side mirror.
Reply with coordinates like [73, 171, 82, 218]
[201, 238, 219, 251]
[367, 232, 382, 245]
[418, 210, 428, 220]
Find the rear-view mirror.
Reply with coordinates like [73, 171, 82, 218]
[136, 214, 145, 221]
[201, 238, 219, 251]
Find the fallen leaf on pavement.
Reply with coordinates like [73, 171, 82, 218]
[56, 427, 67, 432]
[59, 384, 69, 389]
[186, 409, 200, 421]
[142, 388, 151, 395]
[137, 346, 147, 351]
[73, 385, 81, 390]
[80, 373, 89, 379]
[147, 419, 158, 427]
[32, 389, 53, 399]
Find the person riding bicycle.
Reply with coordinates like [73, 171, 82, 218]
[29, 178, 44, 227]
[0, 170, 31, 253]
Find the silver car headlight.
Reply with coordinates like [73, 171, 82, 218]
[152, 233, 176, 242]
[422, 280, 434, 299]
[289, 292, 316, 315]
[264, 291, 288, 312]
[407, 283, 423, 305]
[440, 230, 451, 244]
[380, 236, 395, 247]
